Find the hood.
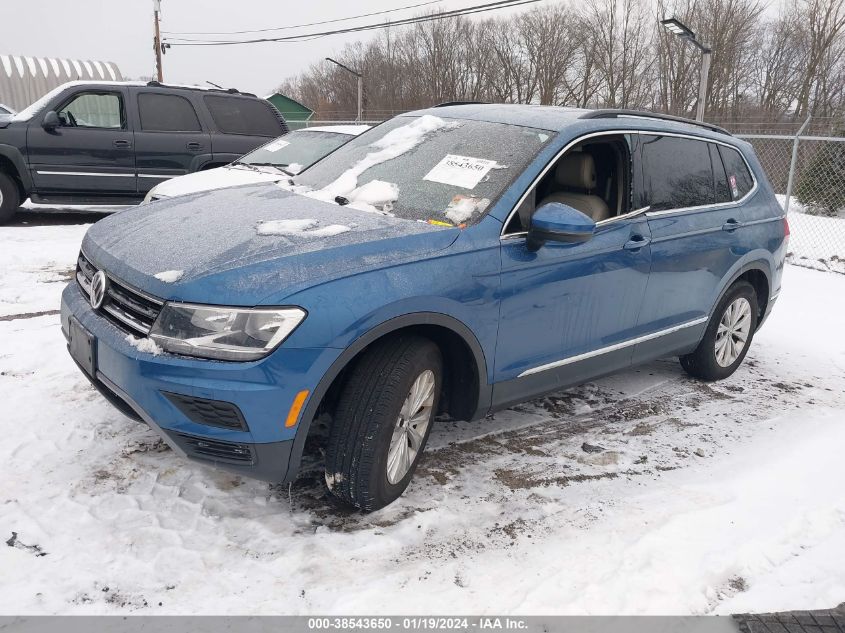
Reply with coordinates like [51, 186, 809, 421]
[83, 182, 459, 305]
[0, 117, 12, 129]
[150, 165, 283, 199]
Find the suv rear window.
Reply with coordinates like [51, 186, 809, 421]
[203, 96, 282, 136]
[640, 135, 715, 211]
[718, 145, 755, 200]
[138, 93, 201, 132]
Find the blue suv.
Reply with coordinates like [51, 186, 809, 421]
[61, 105, 788, 510]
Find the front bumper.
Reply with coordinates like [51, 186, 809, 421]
[61, 282, 340, 483]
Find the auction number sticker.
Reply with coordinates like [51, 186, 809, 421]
[264, 139, 291, 153]
[423, 154, 497, 190]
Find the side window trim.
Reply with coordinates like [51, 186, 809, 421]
[55, 90, 127, 130]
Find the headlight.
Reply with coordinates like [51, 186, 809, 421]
[150, 303, 307, 361]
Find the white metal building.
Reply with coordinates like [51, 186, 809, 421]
[0, 54, 123, 111]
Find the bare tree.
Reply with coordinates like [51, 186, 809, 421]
[276, 0, 845, 123]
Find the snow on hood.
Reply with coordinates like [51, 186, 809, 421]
[149, 165, 283, 199]
[82, 182, 459, 305]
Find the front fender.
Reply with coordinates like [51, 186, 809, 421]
[0, 143, 31, 191]
[284, 310, 492, 481]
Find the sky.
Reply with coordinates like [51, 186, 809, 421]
[2, 0, 550, 98]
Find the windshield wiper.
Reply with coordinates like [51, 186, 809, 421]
[230, 161, 262, 172]
[246, 162, 293, 176]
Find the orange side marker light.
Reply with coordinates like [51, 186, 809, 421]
[285, 390, 310, 428]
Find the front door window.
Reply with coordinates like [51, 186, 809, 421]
[58, 93, 124, 129]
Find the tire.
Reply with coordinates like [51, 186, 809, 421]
[680, 280, 758, 381]
[0, 172, 21, 225]
[325, 335, 442, 511]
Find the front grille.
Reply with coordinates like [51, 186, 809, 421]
[76, 251, 163, 336]
[163, 392, 248, 431]
[174, 433, 255, 464]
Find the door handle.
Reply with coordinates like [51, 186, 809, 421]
[623, 235, 651, 250]
[722, 218, 743, 232]
[186, 142, 203, 151]
[113, 139, 132, 149]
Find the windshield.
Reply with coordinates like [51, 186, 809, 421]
[293, 115, 554, 226]
[236, 129, 355, 174]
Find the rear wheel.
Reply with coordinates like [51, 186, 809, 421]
[680, 280, 758, 381]
[325, 335, 442, 511]
[0, 172, 21, 225]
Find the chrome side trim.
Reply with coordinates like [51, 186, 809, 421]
[138, 174, 175, 179]
[501, 129, 759, 237]
[36, 170, 134, 177]
[517, 316, 709, 378]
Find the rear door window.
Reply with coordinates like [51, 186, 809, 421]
[718, 145, 755, 200]
[203, 96, 283, 136]
[138, 93, 202, 132]
[640, 135, 715, 211]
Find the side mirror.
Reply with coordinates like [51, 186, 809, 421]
[527, 202, 596, 251]
[42, 111, 60, 131]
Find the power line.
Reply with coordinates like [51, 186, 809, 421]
[164, 0, 544, 46]
[162, 0, 443, 36]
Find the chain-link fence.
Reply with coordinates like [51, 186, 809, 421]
[299, 118, 844, 274]
[737, 129, 845, 274]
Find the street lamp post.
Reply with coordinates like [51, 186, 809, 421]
[325, 57, 363, 122]
[661, 17, 712, 122]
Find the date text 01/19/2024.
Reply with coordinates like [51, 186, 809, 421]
[306, 617, 529, 630]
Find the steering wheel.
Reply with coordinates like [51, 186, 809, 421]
[64, 111, 77, 127]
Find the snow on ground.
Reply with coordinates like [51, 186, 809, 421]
[777, 194, 845, 274]
[0, 219, 844, 615]
[0, 219, 88, 317]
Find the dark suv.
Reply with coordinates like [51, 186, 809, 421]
[0, 81, 288, 222]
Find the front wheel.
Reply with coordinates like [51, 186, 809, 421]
[325, 335, 442, 511]
[680, 280, 758, 381]
[0, 172, 21, 225]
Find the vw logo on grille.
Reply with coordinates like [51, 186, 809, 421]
[90, 270, 109, 310]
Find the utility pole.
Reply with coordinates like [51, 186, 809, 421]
[325, 57, 363, 121]
[695, 50, 711, 123]
[153, 0, 163, 82]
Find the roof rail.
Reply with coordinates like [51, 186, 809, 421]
[144, 80, 256, 98]
[433, 101, 487, 107]
[580, 109, 732, 136]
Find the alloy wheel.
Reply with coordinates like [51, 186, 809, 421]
[715, 297, 752, 367]
[386, 369, 435, 484]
